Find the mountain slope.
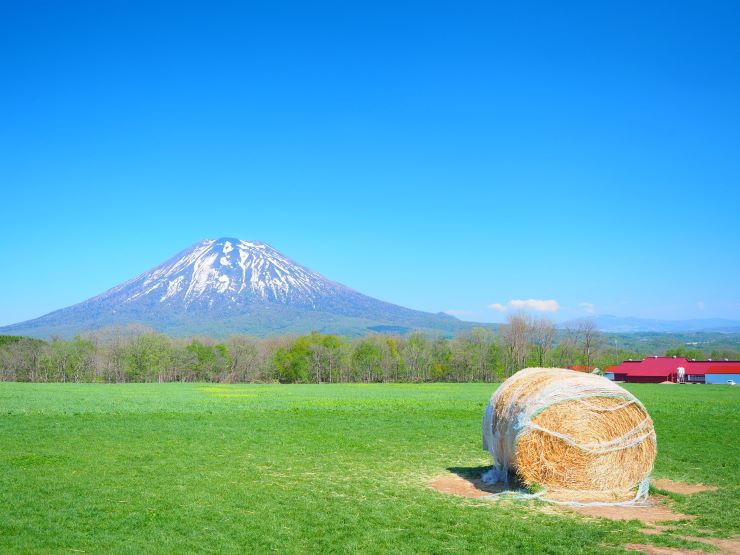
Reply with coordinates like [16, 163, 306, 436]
[0, 238, 470, 338]
[561, 315, 740, 333]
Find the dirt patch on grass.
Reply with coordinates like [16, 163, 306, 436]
[430, 474, 697, 524]
[677, 536, 740, 554]
[431, 473, 736, 552]
[634, 531, 740, 554]
[429, 474, 505, 498]
[564, 499, 695, 524]
[626, 536, 740, 555]
[652, 480, 719, 495]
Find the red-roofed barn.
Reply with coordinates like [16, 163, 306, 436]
[606, 356, 740, 384]
[705, 364, 740, 385]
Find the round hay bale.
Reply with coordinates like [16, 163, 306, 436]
[482, 367, 657, 500]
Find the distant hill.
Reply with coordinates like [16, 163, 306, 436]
[0, 238, 485, 338]
[562, 315, 740, 333]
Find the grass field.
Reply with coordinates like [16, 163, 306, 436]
[0, 383, 737, 554]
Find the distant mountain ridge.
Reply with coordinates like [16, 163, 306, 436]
[561, 315, 740, 333]
[0, 238, 473, 338]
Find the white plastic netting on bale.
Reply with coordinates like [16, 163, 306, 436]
[482, 367, 657, 505]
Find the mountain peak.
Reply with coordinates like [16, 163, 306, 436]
[106, 237, 343, 309]
[206, 237, 267, 247]
[0, 239, 469, 338]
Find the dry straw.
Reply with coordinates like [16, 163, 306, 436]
[482, 367, 657, 502]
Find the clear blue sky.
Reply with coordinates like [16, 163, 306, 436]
[1, 1, 739, 327]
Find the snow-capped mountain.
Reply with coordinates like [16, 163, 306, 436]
[0, 238, 467, 338]
[99, 238, 352, 310]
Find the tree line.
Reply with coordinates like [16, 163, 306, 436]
[0, 316, 735, 384]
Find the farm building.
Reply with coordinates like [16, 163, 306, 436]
[704, 363, 740, 385]
[606, 356, 740, 384]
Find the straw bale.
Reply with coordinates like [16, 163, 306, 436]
[483, 367, 657, 500]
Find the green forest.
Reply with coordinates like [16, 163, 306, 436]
[2, 316, 738, 384]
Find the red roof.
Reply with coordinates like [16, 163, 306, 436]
[609, 357, 689, 377]
[608, 357, 740, 378]
[568, 365, 596, 372]
[686, 361, 714, 372]
[682, 360, 740, 374]
[707, 363, 740, 375]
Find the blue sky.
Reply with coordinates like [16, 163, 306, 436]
[1, 1, 739, 326]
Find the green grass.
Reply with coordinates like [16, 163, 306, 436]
[0, 383, 737, 554]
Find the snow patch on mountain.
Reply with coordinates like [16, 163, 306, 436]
[97, 238, 347, 310]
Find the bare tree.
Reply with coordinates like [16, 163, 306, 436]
[0, 339, 43, 382]
[499, 313, 531, 376]
[401, 333, 431, 382]
[310, 343, 330, 383]
[551, 326, 578, 368]
[576, 319, 601, 367]
[226, 336, 261, 382]
[530, 318, 556, 367]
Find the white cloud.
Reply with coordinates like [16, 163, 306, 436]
[509, 299, 560, 313]
[579, 302, 595, 314]
[488, 303, 508, 313]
